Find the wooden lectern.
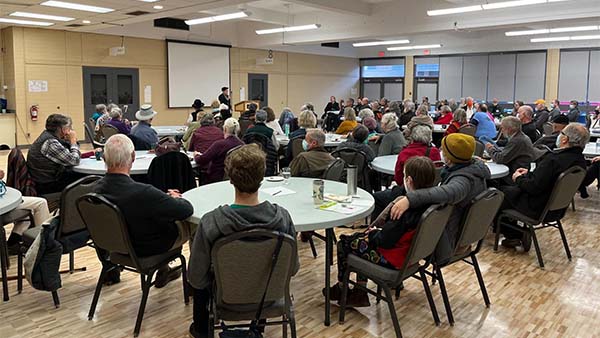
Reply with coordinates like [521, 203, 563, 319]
[233, 100, 260, 113]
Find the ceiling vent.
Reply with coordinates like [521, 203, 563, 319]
[66, 24, 84, 27]
[321, 42, 340, 48]
[126, 11, 151, 16]
[154, 17, 189, 31]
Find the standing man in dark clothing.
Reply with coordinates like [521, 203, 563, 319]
[218, 87, 230, 108]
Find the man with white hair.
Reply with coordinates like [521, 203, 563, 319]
[290, 129, 334, 178]
[517, 105, 540, 143]
[131, 104, 159, 148]
[93, 134, 194, 286]
[498, 123, 588, 249]
[485, 116, 536, 177]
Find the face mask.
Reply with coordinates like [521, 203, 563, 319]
[569, 104, 575, 109]
[555, 135, 562, 148]
[550, 104, 555, 109]
[302, 139, 309, 151]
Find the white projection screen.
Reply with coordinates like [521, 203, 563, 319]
[167, 41, 230, 108]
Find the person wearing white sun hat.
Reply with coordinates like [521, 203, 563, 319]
[131, 104, 159, 149]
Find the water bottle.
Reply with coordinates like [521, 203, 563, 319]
[347, 165, 358, 196]
[284, 123, 290, 137]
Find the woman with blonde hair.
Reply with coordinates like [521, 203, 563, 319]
[335, 107, 358, 135]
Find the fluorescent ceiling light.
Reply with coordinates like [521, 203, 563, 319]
[569, 35, 600, 40]
[9, 11, 74, 22]
[0, 18, 54, 26]
[428, 0, 569, 16]
[530, 36, 571, 42]
[256, 24, 321, 35]
[505, 29, 550, 36]
[139, 0, 159, 2]
[153, 5, 163, 9]
[41, 1, 114, 13]
[550, 25, 599, 33]
[185, 11, 248, 26]
[387, 44, 442, 51]
[482, 0, 546, 10]
[353, 39, 410, 47]
[427, 5, 482, 16]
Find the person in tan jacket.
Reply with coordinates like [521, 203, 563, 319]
[290, 129, 335, 178]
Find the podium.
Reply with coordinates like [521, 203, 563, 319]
[233, 100, 260, 113]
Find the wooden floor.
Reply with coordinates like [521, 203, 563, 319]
[2, 149, 600, 338]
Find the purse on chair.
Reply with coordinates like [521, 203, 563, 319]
[218, 235, 284, 338]
[154, 137, 181, 157]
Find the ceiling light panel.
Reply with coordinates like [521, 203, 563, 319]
[482, 0, 546, 10]
[185, 11, 248, 26]
[353, 39, 410, 47]
[41, 1, 114, 13]
[0, 18, 54, 26]
[428, 0, 570, 16]
[9, 12, 74, 21]
[256, 24, 320, 35]
[387, 44, 442, 51]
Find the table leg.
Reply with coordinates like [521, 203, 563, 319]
[324, 228, 334, 326]
[1, 227, 9, 301]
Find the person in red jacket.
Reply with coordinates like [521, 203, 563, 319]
[444, 108, 467, 136]
[188, 114, 224, 153]
[324, 156, 437, 307]
[435, 105, 454, 125]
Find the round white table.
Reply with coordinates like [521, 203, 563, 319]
[583, 142, 600, 157]
[152, 125, 186, 137]
[402, 124, 447, 134]
[276, 133, 347, 147]
[371, 155, 510, 179]
[72, 150, 196, 175]
[183, 177, 374, 326]
[0, 187, 22, 216]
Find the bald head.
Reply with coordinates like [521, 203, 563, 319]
[517, 105, 533, 123]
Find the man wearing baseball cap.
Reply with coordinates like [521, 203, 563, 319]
[388, 133, 491, 263]
[533, 114, 570, 150]
[533, 99, 550, 133]
[131, 104, 159, 149]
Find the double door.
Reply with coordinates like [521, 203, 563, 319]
[83, 66, 140, 124]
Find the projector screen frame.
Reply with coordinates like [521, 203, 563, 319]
[166, 39, 232, 109]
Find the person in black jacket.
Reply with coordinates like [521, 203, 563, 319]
[533, 99, 551, 133]
[567, 100, 580, 122]
[218, 87, 230, 108]
[498, 123, 589, 249]
[93, 134, 194, 286]
[489, 98, 503, 118]
[325, 156, 436, 308]
[517, 105, 540, 143]
[323, 96, 340, 116]
[533, 114, 569, 150]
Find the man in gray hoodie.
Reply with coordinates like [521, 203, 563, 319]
[390, 133, 491, 264]
[188, 144, 298, 338]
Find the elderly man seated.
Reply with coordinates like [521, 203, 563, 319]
[533, 114, 569, 150]
[517, 105, 540, 143]
[187, 144, 298, 338]
[131, 104, 159, 149]
[290, 129, 335, 178]
[485, 116, 536, 181]
[246, 109, 279, 150]
[93, 134, 194, 286]
[498, 124, 589, 249]
[27, 114, 81, 194]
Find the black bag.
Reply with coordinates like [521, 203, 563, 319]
[219, 235, 284, 338]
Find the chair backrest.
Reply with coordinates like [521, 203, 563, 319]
[239, 119, 253, 136]
[542, 122, 553, 137]
[474, 140, 485, 157]
[147, 152, 196, 193]
[101, 124, 119, 139]
[322, 158, 345, 181]
[84, 122, 95, 144]
[242, 132, 277, 176]
[459, 123, 477, 136]
[58, 175, 102, 236]
[77, 193, 140, 265]
[290, 137, 305, 159]
[211, 229, 297, 310]
[331, 147, 371, 191]
[455, 188, 504, 249]
[401, 204, 453, 272]
[541, 165, 586, 218]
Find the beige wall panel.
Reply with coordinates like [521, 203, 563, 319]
[230, 47, 240, 72]
[81, 34, 165, 67]
[545, 49, 560, 101]
[66, 65, 84, 138]
[0, 115, 16, 148]
[267, 73, 287, 113]
[24, 28, 66, 65]
[288, 53, 358, 77]
[139, 68, 188, 126]
[404, 56, 414, 99]
[236, 48, 287, 73]
[65, 32, 83, 64]
[287, 74, 358, 114]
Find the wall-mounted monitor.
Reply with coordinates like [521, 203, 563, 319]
[415, 64, 440, 78]
[362, 64, 405, 78]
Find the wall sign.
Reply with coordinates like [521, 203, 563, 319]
[28, 80, 48, 93]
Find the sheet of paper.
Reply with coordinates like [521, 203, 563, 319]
[319, 202, 366, 215]
[260, 187, 296, 196]
[350, 199, 373, 207]
[144, 85, 152, 103]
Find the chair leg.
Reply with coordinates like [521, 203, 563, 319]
[382, 285, 403, 338]
[51, 290, 60, 308]
[376, 285, 382, 304]
[1, 227, 9, 302]
[17, 246, 23, 293]
[419, 269, 440, 326]
[556, 221, 572, 261]
[471, 254, 490, 307]
[133, 272, 154, 337]
[288, 301, 297, 338]
[494, 215, 503, 251]
[179, 255, 190, 305]
[529, 225, 545, 268]
[88, 266, 109, 319]
[571, 198, 576, 212]
[69, 251, 75, 273]
[338, 268, 351, 324]
[282, 315, 287, 338]
[308, 237, 318, 259]
[434, 265, 454, 326]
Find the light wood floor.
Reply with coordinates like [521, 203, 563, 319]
[2, 149, 600, 338]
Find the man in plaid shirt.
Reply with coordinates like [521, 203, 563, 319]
[27, 114, 82, 194]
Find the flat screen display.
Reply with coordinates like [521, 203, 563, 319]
[415, 64, 440, 77]
[362, 65, 405, 78]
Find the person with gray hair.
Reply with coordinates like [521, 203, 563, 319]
[92, 103, 107, 122]
[27, 113, 81, 194]
[435, 105, 454, 125]
[246, 109, 280, 150]
[290, 128, 334, 178]
[188, 112, 225, 153]
[374, 112, 408, 156]
[498, 123, 589, 248]
[106, 107, 131, 135]
[485, 116, 536, 177]
[399, 100, 416, 127]
[444, 108, 468, 136]
[93, 134, 194, 286]
[358, 108, 375, 121]
[516, 105, 539, 143]
[194, 117, 244, 183]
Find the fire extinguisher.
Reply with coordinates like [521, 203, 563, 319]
[30, 105, 39, 121]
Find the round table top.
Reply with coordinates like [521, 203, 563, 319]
[371, 155, 510, 179]
[152, 125, 186, 137]
[402, 124, 447, 134]
[589, 128, 600, 138]
[583, 142, 600, 157]
[0, 186, 22, 216]
[276, 133, 347, 147]
[73, 150, 196, 175]
[183, 177, 374, 232]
